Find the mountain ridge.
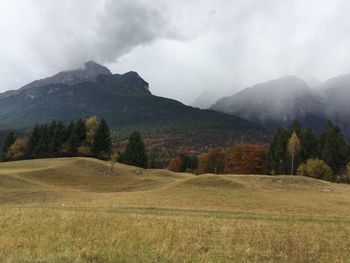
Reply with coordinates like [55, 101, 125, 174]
[211, 74, 350, 136]
[0, 62, 268, 155]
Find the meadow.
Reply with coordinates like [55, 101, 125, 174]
[0, 158, 350, 262]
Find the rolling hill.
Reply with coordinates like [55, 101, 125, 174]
[0, 157, 350, 262]
[0, 62, 267, 154]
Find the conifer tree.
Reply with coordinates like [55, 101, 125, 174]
[290, 120, 302, 135]
[119, 131, 147, 168]
[319, 120, 349, 175]
[49, 121, 66, 156]
[268, 128, 290, 174]
[28, 124, 41, 158]
[299, 127, 318, 163]
[92, 118, 112, 160]
[68, 119, 87, 154]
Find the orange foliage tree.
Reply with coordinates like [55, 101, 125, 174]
[225, 143, 268, 174]
[197, 144, 268, 175]
[198, 148, 226, 174]
[167, 156, 182, 172]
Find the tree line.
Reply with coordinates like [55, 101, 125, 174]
[268, 120, 350, 182]
[2, 116, 112, 161]
[167, 143, 268, 175]
[3, 116, 350, 184]
[167, 120, 350, 183]
[2, 118, 149, 171]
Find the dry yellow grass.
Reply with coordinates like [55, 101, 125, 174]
[0, 157, 350, 262]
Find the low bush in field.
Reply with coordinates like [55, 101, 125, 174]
[297, 159, 334, 182]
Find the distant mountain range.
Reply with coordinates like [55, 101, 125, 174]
[0, 61, 267, 153]
[211, 74, 350, 136]
[191, 87, 233, 109]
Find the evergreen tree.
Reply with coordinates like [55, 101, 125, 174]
[179, 153, 198, 172]
[49, 121, 66, 156]
[39, 124, 50, 157]
[28, 124, 41, 158]
[290, 120, 302, 136]
[299, 127, 318, 163]
[2, 132, 17, 161]
[268, 128, 290, 174]
[119, 131, 147, 168]
[319, 120, 349, 175]
[48, 121, 58, 155]
[68, 119, 87, 154]
[92, 118, 112, 159]
[180, 154, 191, 172]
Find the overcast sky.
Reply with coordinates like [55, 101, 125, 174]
[1, 0, 350, 104]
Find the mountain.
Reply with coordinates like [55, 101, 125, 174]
[191, 88, 232, 109]
[211, 76, 328, 132]
[0, 62, 267, 155]
[321, 74, 350, 133]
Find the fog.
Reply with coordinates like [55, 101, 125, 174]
[1, 0, 350, 104]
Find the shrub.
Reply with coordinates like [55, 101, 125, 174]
[297, 159, 334, 182]
[6, 138, 28, 161]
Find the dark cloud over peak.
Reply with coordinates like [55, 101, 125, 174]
[1, 0, 350, 104]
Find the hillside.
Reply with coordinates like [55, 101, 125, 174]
[211, 74, 350, 136]
[1, 157, 349, 215]
[211, 76, 328, 133]
[0, 62, 267, 153]
[1, 157, 350, 262]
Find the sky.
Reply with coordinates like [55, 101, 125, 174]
[1, 0, 350, 104]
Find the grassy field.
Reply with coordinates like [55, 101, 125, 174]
[0, 158, 350, 262]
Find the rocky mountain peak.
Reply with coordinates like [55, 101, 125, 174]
[83, 61, 112, 76]
[21, 61, 112, 90]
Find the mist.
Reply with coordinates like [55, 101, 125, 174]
[1, 0, 350, 104]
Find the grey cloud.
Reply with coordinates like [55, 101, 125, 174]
[2, 0, 350, 104]
[29, 0, 177, 68]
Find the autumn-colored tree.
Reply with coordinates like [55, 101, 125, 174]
[198, 148, 226, 174]
[287, 132, 301, 175]
[6, 138, 28, 161]
[167, 156, 182, 172]
[225, 144, 268, 174]
[85, 116, 99, 146]
[297, 159, 333, 182]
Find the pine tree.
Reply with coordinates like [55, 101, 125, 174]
[299, 127, 318, 163]
[28, 124, 41, 158]
[68, 119, 87, 154]
[319, 120, 349, 176]
[290, 120, 302, 135]
[268, 128, 290, 174]
[49, 121, 66, 156]
[92, 118, 112, 160]
[2, 132, 17, 161]
[119, 131, 147, 168]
